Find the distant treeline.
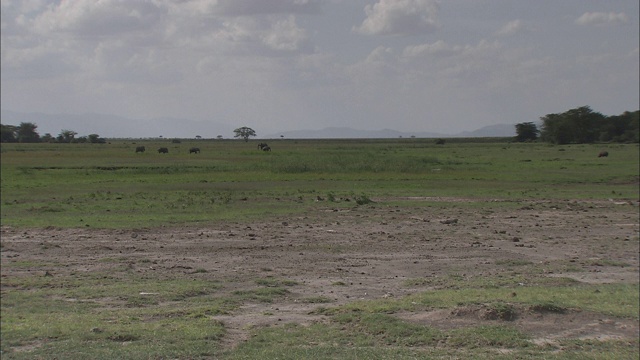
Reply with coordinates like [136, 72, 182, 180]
[2, 106, 638, 144]
[0, 123, 106, 143]
[515, 106, 638, 144]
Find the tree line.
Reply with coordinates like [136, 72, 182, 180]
[3, 107, 638, 144]
[515, 106, 639, 144]
[1, 123, 106, 143]
[0, 123, 258, 143]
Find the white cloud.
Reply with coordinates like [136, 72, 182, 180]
[402, 40, 501, 63]
[199, 15, 311, 55]
[495, 19, 523, 36]
[1, 0, 317, 86]
[354, 0, 440, 36]
[575, 12, 629, 26]
[402, 40, 460, 58]
[32, 0, 166, 37]
[261, 15, 309, 52]
[212, 0, 321, 16]
[365, 45, 394, 63]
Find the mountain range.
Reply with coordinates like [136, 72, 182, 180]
[1, 109, 516, 139]
[265, 124, 516, 139]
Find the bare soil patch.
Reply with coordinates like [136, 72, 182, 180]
[2, 197, 638, 350]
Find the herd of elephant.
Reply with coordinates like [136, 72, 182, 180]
[134, 146, 199, 154]
[135, 143, 273, 154]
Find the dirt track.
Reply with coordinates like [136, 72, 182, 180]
[2, 197, 639, 349]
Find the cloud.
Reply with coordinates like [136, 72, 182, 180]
[1, 0, 316, 86]
[261, 15, 309, 51]
[495, 19, 524, 36]
[354, 0, 440, 36]
[402, 39, 502, 64]
[32, 0, 166, 37]
[205, 15, 311, 55]
[575, 12, 629, 26]
[402, 40, 460, 58]
[213, 0, 321, 16]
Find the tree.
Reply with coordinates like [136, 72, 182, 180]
[41, 133, 54, 143]
[602, 111, 639, 143]
[17, 122, 40, 143]
[1, 124, 18, 143]
[87, 134, 102, 143]
[539, 106, 635, 144]
[233, 126, 256, 142]
[540, 113, 572, 144]
[564, 106, 603, 143]
[57, 129, 78, 143]
[514, 122, 538, 142]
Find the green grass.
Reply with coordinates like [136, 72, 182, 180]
[252, 283, 638, 359]
[2, 140, 638, 228]
[1, 275, 232, 359]
[314, 283, 638, 319]
[2, 268, 637, 359]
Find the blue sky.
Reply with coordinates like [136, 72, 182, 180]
[1, 0, 638, 137]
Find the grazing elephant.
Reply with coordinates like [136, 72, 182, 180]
[158, 147, 169, 154]
[598, 151, 609, 158]
[189, 147, 200, 154]
[135, 146, 146, 153]
[258, 142, 269, 150]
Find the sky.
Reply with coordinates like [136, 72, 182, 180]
[1, 0, 638, 137]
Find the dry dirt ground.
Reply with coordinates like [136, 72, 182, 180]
[2, 197, 639, 351]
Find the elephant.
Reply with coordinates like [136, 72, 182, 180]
[158, 147, 169, 154]
[598, 151, 609, 158]
[189, 147, 200, 154]
[135, 146, 146, 153]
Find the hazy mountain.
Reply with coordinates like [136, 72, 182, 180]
[266, 124, 516, 139]
[1, 109, 516, 139]
[455, 123, 516, 137]
[264, 127, 448, 139]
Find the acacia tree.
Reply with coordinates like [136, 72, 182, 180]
[540, 113, 569, 144]
[601, 111, 639, 143]
[41, 133, 54, 143]
[17, 122, 40, 143]
[233, 126, 256, 142]
[57, 129, 78, 143]
[564, 106, 603, 143]
[87, 134, 106, 143]
[540, 106, 620, 144]
[514, 122, 538, 142]
[1, 124, 18, 142]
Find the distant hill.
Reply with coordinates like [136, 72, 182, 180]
[455, 123, 516, 137]
[264, 127, 448, 139]
[265, 124, 516, 139]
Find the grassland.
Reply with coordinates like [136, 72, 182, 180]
[1, 139, 637, 228]
[1, 138, 639, 359]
